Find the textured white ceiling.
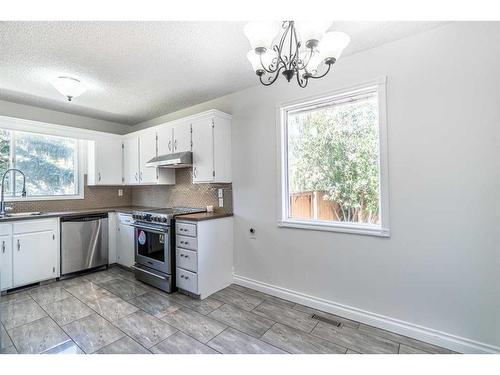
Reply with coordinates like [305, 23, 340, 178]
[0, 21, 448, 125]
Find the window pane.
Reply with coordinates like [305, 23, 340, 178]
[287, 94, 380, 225]
[14, 131, 78, 196]
[0, 129, 13, 196]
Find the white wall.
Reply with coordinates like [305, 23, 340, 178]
[0, 99, 130, 134]
[135, 22, 500, 352]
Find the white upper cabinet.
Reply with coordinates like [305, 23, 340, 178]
[192, 112, 232, 183]
[157, 123, 174, 156]
[87, 109, 230, 186]
[139, 128, 158, 184]
[123, 136, 140, 184]
[173, 121, 192, 153]
[124, 130, 175, 185]
[192, 117, 215, 183]
[87, 137, 123, 185]
[157, 121, 192, 155]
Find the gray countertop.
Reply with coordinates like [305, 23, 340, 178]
[0, 206, 156, 223]
[176, 211, 233, 222]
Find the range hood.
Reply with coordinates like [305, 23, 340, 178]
[145, 151, 192, 168]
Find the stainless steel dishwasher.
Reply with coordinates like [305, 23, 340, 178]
[60, 213, 109, 275]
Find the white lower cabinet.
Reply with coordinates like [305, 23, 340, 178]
[0, 224, 13, 291]
[117, 218, 135, 268]
[13, 230, 57, 287]
[0, 218, 59, 290]
[175, 217, 233, 299]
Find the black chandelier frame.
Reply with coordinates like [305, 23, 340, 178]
[254, 21, 336, 88]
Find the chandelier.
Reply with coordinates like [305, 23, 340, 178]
[244, 21, 350, 88]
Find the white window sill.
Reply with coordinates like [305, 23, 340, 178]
[278, 219, 390, 237]
[5, 195, 84, 202]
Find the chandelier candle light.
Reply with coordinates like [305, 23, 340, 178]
[244, 21, 350, 87]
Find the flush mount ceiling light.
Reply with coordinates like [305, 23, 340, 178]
[245, 21, 350, 88]
[50, 76, 87, 101]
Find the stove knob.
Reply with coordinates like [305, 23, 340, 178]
[161, 217, 167, 223]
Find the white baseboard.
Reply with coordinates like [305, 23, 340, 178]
[233, 274, 500, 354]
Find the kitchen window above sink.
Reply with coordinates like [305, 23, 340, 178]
[0, 127, 84, 201]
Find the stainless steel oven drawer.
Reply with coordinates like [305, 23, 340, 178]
[176, 222, 197, 237]
[176, 267, 198, 294]
[176, 248, 197, 273]
[176, 235, 197, 251]
[132, 264, 172, 293]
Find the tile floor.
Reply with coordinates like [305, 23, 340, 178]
[0, 266, 455, 354]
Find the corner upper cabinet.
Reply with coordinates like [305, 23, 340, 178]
[87, 136, 124, 185]
[192, 111, 231, 183]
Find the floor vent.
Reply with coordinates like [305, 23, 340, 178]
[311, 314, 342, 327]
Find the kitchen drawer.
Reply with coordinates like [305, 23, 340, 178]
[0, 223, 12, 236]
[176, 235, 197, 251]
[176, 268, 198, 294]
[13, 219, 57, 234]
[176, 248, 197, 273]
[176, 222, 197, 237]
[118, 213, 134, 225]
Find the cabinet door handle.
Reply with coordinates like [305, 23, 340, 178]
[193, 167, 197, 178]
[17, 239, 20, 251]
[168, 140, 172, 151]
[2, 241, 5, 253]
[174, 139, 178, 150]
[135, 172, 138, 181]
[140, 171, 143, 181]
[98, 172, 101, 182]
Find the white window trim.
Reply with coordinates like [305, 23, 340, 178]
[0, 117, 90, 202]
[276, 76, 390, 237]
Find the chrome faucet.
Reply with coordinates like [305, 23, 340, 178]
[0, 168, 27, 216]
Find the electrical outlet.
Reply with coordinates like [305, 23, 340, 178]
[218, 188, 223, 198]
[218, 197, 224, 207]
[118, 189, 123, 197]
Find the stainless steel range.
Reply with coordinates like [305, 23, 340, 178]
[131, 207, 205, 292]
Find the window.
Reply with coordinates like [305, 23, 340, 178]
[278, 79, 389, 236]
[0, 129, 82, 200]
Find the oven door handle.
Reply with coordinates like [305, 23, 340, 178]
[131, 265, 168, 280]
[131, 223, 168, 234]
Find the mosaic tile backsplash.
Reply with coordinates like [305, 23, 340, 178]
[8, 175, 132, 213]
[132, 168, 233, 213]
[6, 169, 232, 213]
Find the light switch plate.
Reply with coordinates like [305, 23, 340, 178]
[218, 188, 223, 198]
[118, 189, 123, 197]
[218, 197, 224, 207]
